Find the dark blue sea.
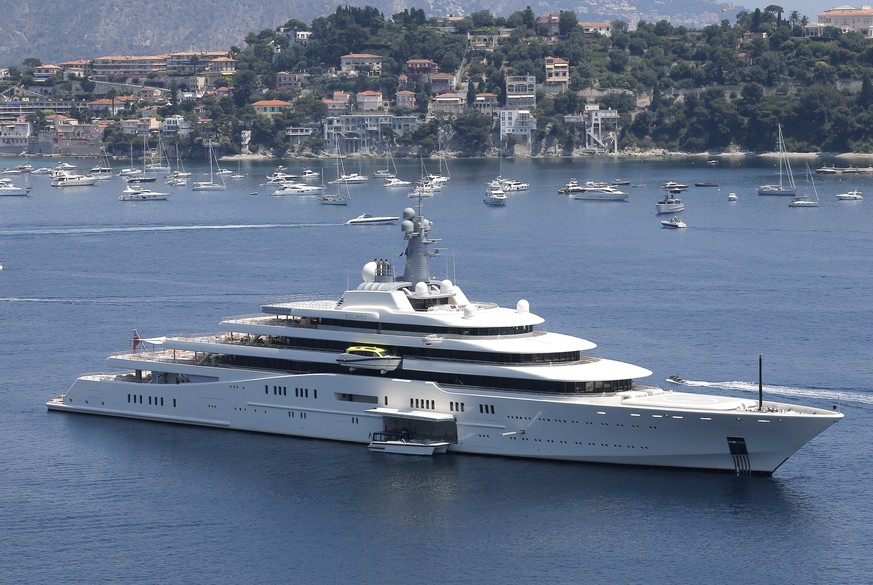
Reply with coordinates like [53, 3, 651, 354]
[1, 155, 871, 584]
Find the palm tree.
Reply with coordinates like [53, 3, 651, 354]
[788, 10, 800, 27]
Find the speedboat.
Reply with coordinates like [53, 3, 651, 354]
[47, 202, 844, 474]
[667, 375, 685, 384]
[661, 217, 687, 229]
[836, 190, 863, 201]
[728, 192, 738, 201]
[345, 213, 399, 225]
[694, 181, 719, 187]
[336, 346, 402, 372]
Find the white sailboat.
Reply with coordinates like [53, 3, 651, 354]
[321, 146, 351, 205]
[758, 124, 796, 196]
[89, 147, 113, 179]
[788, 165, 820, 207]
[192, 142, 227, 191]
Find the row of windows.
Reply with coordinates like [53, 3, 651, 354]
[213, 353, 632, 395]
[265, 384, 317, 399]
[411, 398, 435, 409]
[127, 394, 176, 407]
[286, 316, 534, 337]
[449, 401, 465, 412]
[480, 403, 496, 414]
[240, 333, 583, 366]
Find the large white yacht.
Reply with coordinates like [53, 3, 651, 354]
[47, 202, 842, 474]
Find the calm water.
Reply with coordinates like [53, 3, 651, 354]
[1, 156, 871, 584]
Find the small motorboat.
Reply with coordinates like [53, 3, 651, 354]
[694, 181, 719, 187]
[367, 432, 450, 456]
[667, 375, 685, 384]
[836, 190, 863, 201]
[336, 346, 402, 372]
[728, 192, 738, 201]
[345, 213, 399, 226]
[661, 217, 687, 229]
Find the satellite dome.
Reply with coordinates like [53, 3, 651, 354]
[414, 281, 428, 295]
[362, 261, 377, 282]
[401, 219, 414, 234]
[516, 299, 530, 313]
[402, 207, 415, 220]
[440, 279, 454, 293]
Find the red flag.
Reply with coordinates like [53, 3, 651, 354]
[133, 329, 142, 352]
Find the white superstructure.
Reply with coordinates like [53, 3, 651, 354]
[47, 201, 842, 474]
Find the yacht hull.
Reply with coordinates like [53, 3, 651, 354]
[49, 370, 840, 474]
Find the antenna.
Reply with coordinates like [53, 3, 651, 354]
[758, 354, 763, 411]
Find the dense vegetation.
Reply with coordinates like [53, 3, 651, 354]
[10, 5, 873, 155]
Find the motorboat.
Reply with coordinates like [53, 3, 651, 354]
[367, 432, 450, 455]
[50, 173, 98, 187]
[660, 181, 689, 192]
[301, 169, 321, 180]
[694, 181, 719, 187]
[330, 172, 369, 184]
[47, 201, 844, 474]
[0, 178, 29, 196]
[126, 175, 157, 183]
[498, 177, 529, 191]
[728, 192, 738, 201]
[118, 187, 171, 201]
[319, 193, 350, 205]
[558, 178, 582, 194]
[758, 124, 796, 195]
[483, 182, 508, 206]
[836, 190, 863, 201]
[706, 159, 719, 166]
[661, 217, 687, 229]
[272, 183, 324, 196]
[815, 165, 838, 174]
[656, 193, 684, 214]
[345, 213, 399, 225]
[336, 346, 402, 372]
[383, 177, 412, 188]
[667, 375, 685, 384]
[569, 183, 629, 201]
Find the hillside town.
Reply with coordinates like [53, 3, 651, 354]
[1, 4, 872, 159]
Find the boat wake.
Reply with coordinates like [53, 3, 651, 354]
[672, 379, 872, 407]
[0, 223, 343, 237]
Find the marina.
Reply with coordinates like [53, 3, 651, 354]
[1, 154, 871, 584]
